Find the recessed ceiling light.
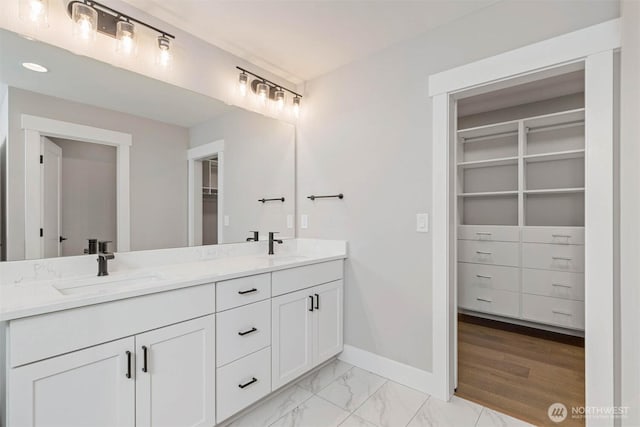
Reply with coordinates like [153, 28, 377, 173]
[22, 62, 48, 73]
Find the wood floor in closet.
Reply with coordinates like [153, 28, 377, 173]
[456, 314, 585, 427]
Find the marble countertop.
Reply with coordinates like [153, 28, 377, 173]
[0, 239, 347, 322]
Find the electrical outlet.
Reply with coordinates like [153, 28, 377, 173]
[301, 214, 309, 229]
[416, 213, 429, 233]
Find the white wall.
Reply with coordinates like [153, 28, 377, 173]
[620, 1, 640, 425]
[190, 110, 296, 243]
[52, 138, 117, 257]
[297, 0, 619, 372]
[6, 88, 190, 260]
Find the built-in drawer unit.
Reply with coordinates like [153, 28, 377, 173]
[458, 287, 520, 318]
[521, 227, 585, 245]
[457, 262, 519, 293]
[522, 243, 584, 272]
[457, 240, 520, 267]
[522, 268, 584, 301]
[522, 294, 585, 330]
[216, 346, 271, 423]
[9, 284, 215, 367]
[216, 299, 271, 367]
[272, 260, 343, 296]
[217, 273, 271, 312]
[458, 225, 520, 242]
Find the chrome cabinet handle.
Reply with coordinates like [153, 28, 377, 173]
[141, 346, 148, 373]
[552, 283, 572, 288]
[552, 310, 572, 316]
[238, 327, 258, 336]
[476, 297, 492, 303]
[238, 288, 257, 295]
[476, 274, 492, 279]
[238, 377, 258, 389]
[476, 251, 492, 255]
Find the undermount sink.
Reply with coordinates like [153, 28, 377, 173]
[54, 274, 162, 296]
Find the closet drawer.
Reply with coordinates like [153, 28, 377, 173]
[522, 243, 584, 272]
[272, 260, 343, 296]
[458, 287, 519, 318]
[458, 226, 520, 242]
[457, 262, 519, 293]
[457, 240, 519, 267]
[216, 300, 271, 367]
[522, 227, 584, 245]
[522, 294, 584, 330]
[522, 268, 584, 301]
[217, 273, 271, 312]
[216, 347, 271, 423]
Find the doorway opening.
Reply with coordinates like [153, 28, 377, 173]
[453, 69, 587, 426]
[202, 156, 219, 245]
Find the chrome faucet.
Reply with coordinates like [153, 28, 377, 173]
[97, 241, 115, 276]
[246, 231, 259, 242]
[268, 232, 283, 255]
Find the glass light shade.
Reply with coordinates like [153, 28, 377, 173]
[238, 72, 248, 97]
[293, 96, 301, 117]
[274, 89, 285, 112]
[116, 21, 137, 56]
[18, 0, 49, 27]
[156, 36, 172, 68]
[256, 82, 269, 106]
[72, 2, 97, 42]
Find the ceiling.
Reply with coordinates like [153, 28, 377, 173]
[0, 29, 233, 128]
[121, 0, 499, 83]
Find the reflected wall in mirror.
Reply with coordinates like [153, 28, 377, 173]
[0, 29, 295, 261]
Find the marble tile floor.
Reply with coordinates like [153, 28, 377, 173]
[227, 360, 536, 427]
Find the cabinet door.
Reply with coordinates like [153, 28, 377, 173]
[313, 280, 344, 364]
[9, 337, 135, 427]
[135, 315, 215, 427]
[272, 288, 314, 389]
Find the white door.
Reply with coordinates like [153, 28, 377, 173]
[135, 315, 215, 427]
[41, 137, 62, 258]
[272, 288, 314, 389]
[9, 337, 135, 427]
[314, 280, 344, 364]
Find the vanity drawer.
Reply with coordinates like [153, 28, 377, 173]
[216, 300, 271, 367]
[457, 263, 519, 293]
[522, 227, 584, 245]
[217, 273, 271, 312]
[458, 226, 520, 242]
[522, 243, 584, 272]
[216, 346, 271, 423]
[522, 268, 584, 301]
[457, 240, 519, 267]
[458, 287, 520, 318]
[522, 294, 584, 330]
[272, 260, 343, 296]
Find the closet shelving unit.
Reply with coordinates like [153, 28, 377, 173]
[456, 107, 586, 333]
[202, 159, 218, 199]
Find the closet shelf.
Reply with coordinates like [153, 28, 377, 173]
[457, 156, 519, 169]
[524, 149, 585, 163]
[523, 108, 585, 130]
[524, 187, 585, 195]
[458, 190, 518, 197]
[458, 121, 519, 143]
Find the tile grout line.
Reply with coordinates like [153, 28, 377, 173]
[403, 394, 432, 427]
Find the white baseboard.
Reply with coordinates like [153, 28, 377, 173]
[338, 345, 436, 396]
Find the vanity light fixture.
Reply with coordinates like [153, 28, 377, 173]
[156, 35, 172, 68]
[235, 66, 303, 116]
[22, 62, 48, 73]
[18, 0, 49, 27]
[71, 2, 98, 42]
[116, 20, 137, 56]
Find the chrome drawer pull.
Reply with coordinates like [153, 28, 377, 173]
[552, 283, 572, 288]
[552, 256, 572, 261]
[238, 327, 258, 336]
[476, 274, 492, 279]
[239, 377, 258, 389]
[476, 251, 492, 255]
[476, 297, 492, 303]
[552, 310, 572, 316]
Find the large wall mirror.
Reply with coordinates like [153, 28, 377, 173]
[0, 29, 295, 262]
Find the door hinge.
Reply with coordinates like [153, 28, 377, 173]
[40, 155, 43, 164]
[40, 228, 43, 237]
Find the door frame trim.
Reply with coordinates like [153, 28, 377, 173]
[22, 114, 132, 258]
[428, 18, 620, 422]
